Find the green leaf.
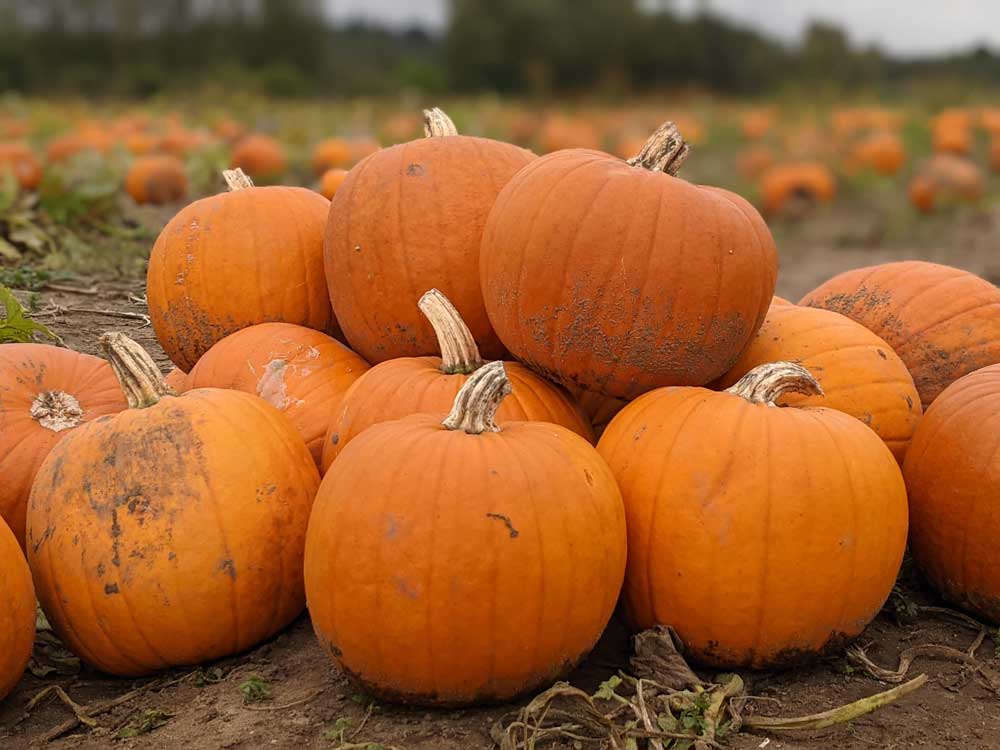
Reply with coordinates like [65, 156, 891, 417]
[117, 709, 170, 738]
[239, 675, 272, 704]
[0, 285, 60, 344]
[593, 674, 623, 701]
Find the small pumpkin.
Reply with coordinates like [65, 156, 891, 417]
[124, 155, 188, 205]
[147, 168, 335, 372]
[904, 364, 1000, 623]
[324, 108, 535, 363]
[715, 302, 922, 463]
[186, 322, 369, 465]
[800, 261, 1000, 408]
[0, 344, 126, 548]
[27, 334, 320, 676]
[45, 131, 110, 163]
[598, 362, 908, 668]
[311, 138, 352, 174]
[306, 361, 627, 705]
[848, 131, 906, 176]
[758, 162, 836, 217]
[908, 154, 985, 211]
[0, 142, 42, 190]
[321, 289, 592, 471]
[318, 168, 348, 200]
[481, 122, 777, 400]
[230, 134, 287, 180]
[0, 519, 34, 702]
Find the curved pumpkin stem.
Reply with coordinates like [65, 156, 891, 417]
[442, 361, 511, 435]
[223, 168, 254, 191]
[419, 289, 483, 375]
[99, 332, 175, 409]
[423, 108, 459, 138]
[627, 121, 690, 176]
[726, 361, 823, 406]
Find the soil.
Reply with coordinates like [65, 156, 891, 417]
[4, 200, 1000, 749]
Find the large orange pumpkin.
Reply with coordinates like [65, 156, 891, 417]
[598, 362, 908, 668]
[305, 361, 627, 705]
[0, 344, 126, 548]
[147, 168, 335, 372]
[904, 364, 1000, 623]
[230, 134, 287, 180]
[715, 303, 922, 463]
[124, 155, 188, 205]
[800, 261, 1000, 408]
[186, 322, 369, 465]
[0, 142, 42, 190]
[0, 519, 34, 702]
[481, 122, 777, 400]
[27, 334, 320, 676]
[320, 289, 592, 471]
[324, 108, 535, 364]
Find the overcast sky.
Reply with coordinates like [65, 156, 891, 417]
[323, 0, 1000, 57]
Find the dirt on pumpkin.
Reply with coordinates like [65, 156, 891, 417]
[5, 201, 1000, 749]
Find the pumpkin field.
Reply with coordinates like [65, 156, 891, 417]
[2, 91, 1000, 750]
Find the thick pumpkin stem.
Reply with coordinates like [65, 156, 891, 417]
[726, 361, 824, 406]
[423, 108, 459, 138]
[627, 121, 690, 176]
[442, 361, 511, 435]
[418, 289, 483, 375]
[99, 332, 175, 409]
[223, 168, 254, 191]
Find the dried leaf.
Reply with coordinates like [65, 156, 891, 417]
[630, 626, 704, 689]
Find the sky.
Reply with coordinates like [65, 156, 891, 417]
[323, 0, 1000, 57]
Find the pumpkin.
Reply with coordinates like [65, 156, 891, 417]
[908, 175, 936, 213]
[163, 367, 188, 392]
[904, 364, 1000, 623]
[800, 261, 1000, 408]
[567, 387, 628, 439]
[45, 131, 110, 162]
[931, 121, 972, 155]
[0, 344, 126, 548]
[26, 334, 320, 676]
[848, 132, 906, 176]
[305, 361, 626, 705]
[214, 118, 247, 143]
[147, 168, 335, 372]
[318, 168, 348, 200]
[598, 362, 908, 668]
[123, 131, 159, 156]
[311, 138, 352, 174]
[159, 128, 211, 157]
[0, 142, 42, 190]
[736, 145, 775, 181]
[538, 114, 603, 152]
[758, 162, 836, 216]
[715, 303, 922, 463]
[320, 289, 592, 471]
[480, 122, 777, 400]
[124, 155, 188, 205]
[740, 109, 774, 141]
[349, 137, 381, 163]
[0, 519, 34, 702]
[324, 108, 534, 364]
[186, 322, 369, 465]
[908, 155, 984, 212]
[230, 134, 287, 180]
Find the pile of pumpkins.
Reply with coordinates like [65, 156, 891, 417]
[4, 109, 1000, 708]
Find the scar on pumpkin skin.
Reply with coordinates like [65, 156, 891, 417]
[486, 513, 519, 539]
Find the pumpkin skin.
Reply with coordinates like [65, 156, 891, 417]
[0, 519, 34, 702]
[230, 134, 287, 180]
[480, 123, 777, 400]
[598, 363, 908, 668]
[0, 344, 126, 548]
[320, 290, 592, 472]
[124, 155, 188, 205]
[715, 303, 922, 464]
[306, 362, 627, 705]
[147, 170, 335, 372]
[27, 334, 320, 677]
[187, 323, 369, 465]
[904, 364, 1000, 623]
[0, 142, 42, 190]
[324, 109, 535, 364]
[318, 168, 348, 200]
[800, 261, 1000, 408]
[163, 367, 188, 392]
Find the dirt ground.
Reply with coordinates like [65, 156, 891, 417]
[4, 201, 1000, 749]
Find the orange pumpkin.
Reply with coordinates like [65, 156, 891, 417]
[759, 162, 836, 216]
[230, 134, 287, 180]
[324, 109, 534, 364]
[567, 387, 628, 439]
[848, 131, 906, 176]
[0, 142, 42, 190]
[538, 114, 603, 152]
[736, 145, 775, 181]
[598, 362, 908, 667]
[123, 131, 159, 156]
[187, 323, 369, 465]
[311, 138, 352, 174]
[213, 118, 247, 143]
[318, 168, 348, 200]
[904, 364, 1000, 622]
[910, 154, 985, 210]
[124, 155, 188, 205]
[740, 109, 774, 141]
[715, 303, 922, 463]
[27, 334, 320, 676]
[0, 519, 34, 701]
[45, 131, 110, 163]
[0, 344, 126, 548]
[320, 289, 592, 472]
[163, 367, 188, 392]
[306, 361, 626, 704]
[932, 121, 972, 155]
[801, 261, 1000, 408]
[481, 122, 777, 400]
[147, 168, 335, 372]
[908, 175, 937, 213]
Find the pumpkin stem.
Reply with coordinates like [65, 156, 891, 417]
[223, 168, 254, 191]
[99, 332, 175, 409]
[30, 391, 83, 432]
[442, 361, 511, 435]
[627, 121, 690, 176]
[418, 289, 483, 375]
[423, 108, 459, 138]
[726, 361, 824, 406]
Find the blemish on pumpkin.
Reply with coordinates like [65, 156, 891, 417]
[384, 515, 400, 540]
[583, 468, 595, 487]
[393, 576, 419, 599]
[330, 433, 340, 445]
[486, 512, 519, 539]
[167, 551, 177, 562]
[218, 559, 237, 580]
[257, 359, 303, 411]
[96, 562, 106, 576]
[406, 163, 425, 176]
[104, 583, 119, 595]
[877, 349, 888, 360]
